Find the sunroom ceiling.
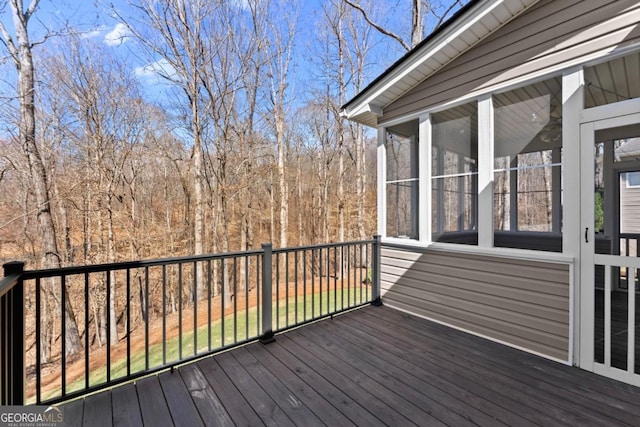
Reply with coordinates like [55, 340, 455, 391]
[585, 51, 640, 108]
[341, 0, 541, 127]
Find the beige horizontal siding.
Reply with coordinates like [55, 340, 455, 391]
[380, 246, 570, 361]
[621, 186, 640, 233]
[381, 0, 640, 124]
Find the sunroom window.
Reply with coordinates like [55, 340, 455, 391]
[431, 102, 478, 244]
[493, 77, 563, 252]
[386, 120, 419, 239]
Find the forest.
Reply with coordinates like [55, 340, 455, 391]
[0, 0, 466, 379]
[0, 0, 465, 270]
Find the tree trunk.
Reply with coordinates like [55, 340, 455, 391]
[193, 104, 205, 300]
[2, 0, 82, 358]
[106, 196, 118, 345]
[411, 0, 423, 47]
[277, 108, 288, 249]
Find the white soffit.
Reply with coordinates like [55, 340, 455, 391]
[343, 0, 540, 127]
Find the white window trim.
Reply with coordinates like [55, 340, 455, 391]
[478, 95, 494, 248]
[377, 127, 386, 238]
[419, 114, 431, 244]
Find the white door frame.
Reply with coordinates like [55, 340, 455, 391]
[579, 98, 640, 385]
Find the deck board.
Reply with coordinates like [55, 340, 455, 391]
[110, 382, 142, 427]
[61, 397, 84, 427]
[259, 335, 385, 426]
[363, 307, 640, 425]
[60, 305, 640, 426]
[319, 313, 536, 427]
[276, 333, 415, 426]
[177, 363, 234, 427]
[82, 388, 112, 427]
[354, 308, 598, 425]
[300, 322, 476, 426]
[231, 346, 325, 426]
[215, 350, 295, 427]
[158, 370, 204, 427]
[196, 355, 263, 426]
[244, 343, 357, 426]
[136, 375, 173, 426]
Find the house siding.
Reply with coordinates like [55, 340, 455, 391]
[381, 245, 570, 361]
[380, 0, 640, 124]
[621, 180, 640, 234]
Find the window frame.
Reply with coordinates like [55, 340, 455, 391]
[377, 71, 580, 257]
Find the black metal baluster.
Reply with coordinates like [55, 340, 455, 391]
[256, 254, 260, 337]
[233, 257, 238, 344]
[221, 258, 225, 347]
[340, 245, 344, 309]
[126, 268, 131, 377]
[318, 249, 322, 316]
[346, 245, 350, 308]
[366, 243, 370, 302]
[285, 251, 289, 327]
[333, 246, 342, 313]
[359, 244, 363, 304]
[326, 247, 330, 314]
[193, 261, 197, 355]
[83, 272, 89, 393]
[207, 260, 212, 351]
[245, 255, 249, 340]
[295, 251, 298, 325]
[61, 275, 66, 397]
[162, 264, 167, 365]
[276, 253, 280, 330]
[34, 277, 41, 403]
[178, 263, 183, 361]
[145, 266, 149, 370]
[303, 250, 307, 322]
[106, 271, 111, 383]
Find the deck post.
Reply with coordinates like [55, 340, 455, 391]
[371, 235, 382, 306]
[1, 261, 25, 405]
[260, 243, 275, 344]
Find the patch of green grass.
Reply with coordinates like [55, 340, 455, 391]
[38, 286, 369, 402]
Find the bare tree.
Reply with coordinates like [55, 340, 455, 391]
[116, 0, 221, 300]
[343, 3, 375, 241]
[343, 0, 466, 50]
[0, 0, 82, 359]
[259, 0, 298, 250]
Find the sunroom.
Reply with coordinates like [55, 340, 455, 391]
[342, 0, 640, 386]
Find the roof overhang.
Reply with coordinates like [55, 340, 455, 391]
[341, 0, 541, 127]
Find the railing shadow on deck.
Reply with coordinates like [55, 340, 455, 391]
[0, 237, 381, 405]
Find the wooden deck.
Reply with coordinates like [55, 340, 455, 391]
[60, 305, 640, 426]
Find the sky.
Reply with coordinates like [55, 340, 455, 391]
[0, 0, 465, 113]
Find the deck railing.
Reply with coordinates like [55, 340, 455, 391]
[0, 237, 381, 405]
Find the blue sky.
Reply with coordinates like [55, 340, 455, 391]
[0, 0, 464, 111]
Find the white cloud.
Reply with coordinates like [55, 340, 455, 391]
[104, 23, 131, 46]
[135, 58, 176, 82]
[232, 0, 250, 9]
[81, 26, 106, 40]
